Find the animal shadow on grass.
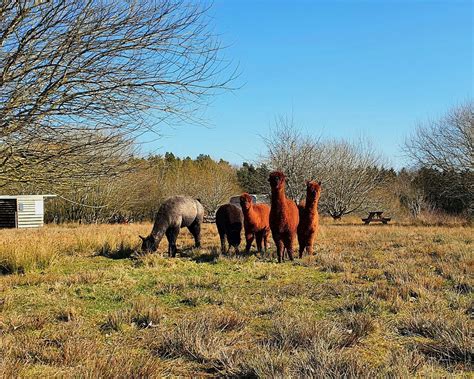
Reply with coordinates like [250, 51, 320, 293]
[180, 246, 220, 263]
[97, 242, 135, 260]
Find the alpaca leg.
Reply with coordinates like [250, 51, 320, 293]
[255, 231, 263, 256]
[165, 229, 173, 257]
[285, 235, 294, 261]
[263, 232, 268, 258]
[230, 236, 240, 255]
[220, 236, 226, 255]
[245, 232, 254, 254]
[188, 220, 201, 248]
[307, 235, 315, 256]
[298, 232, 304, 259]
[276, 238, 284, 263]
[217, 224, 226, 254]
[299, 243, 305, 259]
[166, 226, 179, 258]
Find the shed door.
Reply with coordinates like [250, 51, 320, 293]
[0, 199, 17, 228]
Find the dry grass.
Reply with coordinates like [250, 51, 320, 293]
[0, 220, 472, 377]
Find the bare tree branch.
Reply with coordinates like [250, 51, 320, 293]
[262, 118, 385, 219]
[1, 0, 235, 187]
[404, 101, 473, 173]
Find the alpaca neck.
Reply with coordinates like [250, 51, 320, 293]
[305, 195, 319, 213]
[150, 217, 168, 243]
[242, 204, 256, 219]
[271, 186, 287, 210]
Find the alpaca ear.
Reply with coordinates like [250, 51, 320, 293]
[139, 235, 145, 241]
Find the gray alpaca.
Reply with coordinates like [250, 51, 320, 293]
[140, 196, 204, 257]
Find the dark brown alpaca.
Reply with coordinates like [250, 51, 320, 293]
[268, 171, 299, 263]
[297, 180, 322, 258]
[239, 193, 270, 255]
[215, 203, 243, 255]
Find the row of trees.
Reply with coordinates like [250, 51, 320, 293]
[242, 116, 389, 219]
[237, 101, 472, 220]
[9, 100, 471, 223]
[7, 98, 472, 222]
[43, 154, 240, 223]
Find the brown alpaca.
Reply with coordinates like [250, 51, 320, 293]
[297, 180, 322, 258]
[240, 193, 270, 255]
[268, 171, 299, 263]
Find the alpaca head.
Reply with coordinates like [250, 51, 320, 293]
[140, 235, 157, 252]
[305, 180, 322, 201]
[239, 193, 254, 210]
[268, 171, 286, 190]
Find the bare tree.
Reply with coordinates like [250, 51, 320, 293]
[1, 0, 235, 188]
[404, 101, 473, 218]
[262, 120, 385, 219]
[394, 171, 430, 219]
[404, 101, 473, 173]
[320, 138, 385, 219]
[164, 156, 241, 214]
[262, 115, 324, 201]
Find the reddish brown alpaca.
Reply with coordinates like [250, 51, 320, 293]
[240, 193, 270, 255]
[297, 180, 322, 258]
[268, 171, 299, 263]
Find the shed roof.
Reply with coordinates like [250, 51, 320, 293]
[0, 195, 56, 200]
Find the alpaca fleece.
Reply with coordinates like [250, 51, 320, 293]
[297, 180, 321, 258]
[140, 196, 204, 257]
[215, 203, 243, 254]
[268, 171, 299, 263]
[240, 193, 270, 255]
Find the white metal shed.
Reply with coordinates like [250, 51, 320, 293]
[0, 195, 56, 228]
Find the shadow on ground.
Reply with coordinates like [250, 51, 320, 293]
[179, 246, 220, 263]
[97, 242, 136, 260]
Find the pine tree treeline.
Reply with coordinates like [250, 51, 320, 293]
[236, 163, 271, 194]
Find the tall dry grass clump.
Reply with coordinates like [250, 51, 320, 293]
[397, 312, 473, 368]
[0, 230, 59, 274]
[0, 224, 148, 274]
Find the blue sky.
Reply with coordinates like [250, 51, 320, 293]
[141, 0, 472, 169]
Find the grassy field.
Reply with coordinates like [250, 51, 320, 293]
[0, 219, 472, 377]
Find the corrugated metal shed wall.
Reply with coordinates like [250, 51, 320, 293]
[17, 196, 44, 228]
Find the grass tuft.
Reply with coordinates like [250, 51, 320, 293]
[397, 312, 473, 368]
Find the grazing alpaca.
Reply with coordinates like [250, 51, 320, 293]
[239, 193, 271, 255]
[268, 171, 299, 263]
[140, 196, 204, 257]
[215, 203, 243, 254]
[297, 180, 322, 258]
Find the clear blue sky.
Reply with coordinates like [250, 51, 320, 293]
[141, 0, 472, 169]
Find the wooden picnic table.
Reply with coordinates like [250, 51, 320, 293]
[362, 211, 391, 225]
